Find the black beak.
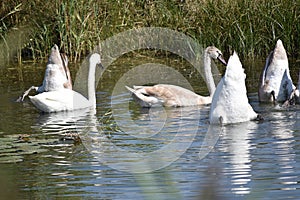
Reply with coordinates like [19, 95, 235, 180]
[97, 63, 104, 69]
[217, 54, 227, 66]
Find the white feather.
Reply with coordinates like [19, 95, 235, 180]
[210, 52, 257, 124]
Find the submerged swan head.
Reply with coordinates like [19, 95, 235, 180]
[206, 46, 227, 66]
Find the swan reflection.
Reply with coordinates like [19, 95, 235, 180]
[80, 105, 204, 173]
[34, 108, 92, 135]
[226, 123, 254, 194]
[270, 111, 297, 191]
[219, 122, 257, 195]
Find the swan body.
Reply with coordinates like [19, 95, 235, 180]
[209, 51, 257, 124]
[17, 44, 72, 102]
[29, 89, 91, 112]
[126, 46, 226, 107]
[126, 84, 212, 107]
[258, 39, 295, 102]
[29, 53, 102, 112]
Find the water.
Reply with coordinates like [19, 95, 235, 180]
[0, 56, 300, 199]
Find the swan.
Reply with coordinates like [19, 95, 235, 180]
[258, 39, 295, 103]
[16, 44, 72, 102]
[125, 46, 227, 107]
[209, 51, 259, 125]
[28, 53, 102, 112]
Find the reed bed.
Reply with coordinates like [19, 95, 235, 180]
[0, 0, 299, 64]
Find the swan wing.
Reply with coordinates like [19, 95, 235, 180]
[277, 69, 296, 102]
[60, 52, 72, 89]
[259, 50, 272, 90]
[126, 84, 209, 107]
[125, 86, 163, 107]
[155, 84, 211, 106]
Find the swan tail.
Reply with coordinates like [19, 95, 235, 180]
[125, 86, 136, 94]
[125, 86, 162, 107]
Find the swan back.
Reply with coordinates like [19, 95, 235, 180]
[210, 52, 257, 124]
[126, 84, 210, 107]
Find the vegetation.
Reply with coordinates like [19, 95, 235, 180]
[0, 0, 299, 64]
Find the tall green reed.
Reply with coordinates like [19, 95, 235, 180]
[0, 0, 299, 63]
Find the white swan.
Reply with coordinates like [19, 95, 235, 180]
[17, 44, 72, 102]
[125, 46, 227, 107]
[258, 39, 295, 103]
[209, 51, 258, 124]
[28, 53, 102, 112]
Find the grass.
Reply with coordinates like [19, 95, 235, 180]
[0, 0, 299, 64]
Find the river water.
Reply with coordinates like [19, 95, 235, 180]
[0, 54, 299, 199]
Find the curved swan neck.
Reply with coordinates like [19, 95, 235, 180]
[203, 49, 216, 96]
[88, 60, 97, 108]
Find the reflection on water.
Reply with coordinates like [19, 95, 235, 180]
[220, 122, 256, 195]
[0, 59, 300, 199]
[268, 111, 298, 192]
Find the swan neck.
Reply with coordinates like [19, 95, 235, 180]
[203, 51, 216, 96]
[88, 61, 96, 107]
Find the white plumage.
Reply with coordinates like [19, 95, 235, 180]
[126, 46, 227, 107]
[258, 39, 295, 102]
[209, 51, 257, 124]
[17, 44, 72, 102]
[29, 53, 101, 112]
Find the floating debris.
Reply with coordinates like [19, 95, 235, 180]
[59, 132, 82, 145]
[17, 134, 31, 142]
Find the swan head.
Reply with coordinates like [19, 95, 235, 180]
[89, 53, 102, 68]
[205, 46, 227, 66]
